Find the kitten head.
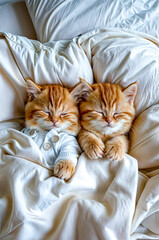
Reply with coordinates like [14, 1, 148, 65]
[79, 80, 137, 136]
[25, 80, 87, 135]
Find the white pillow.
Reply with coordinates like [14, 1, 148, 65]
[79, 28, 159, 117]
[1, 29, 159, 170]
[129, 104, 159, 169]
[0, 39, 26, 122]
[0, 32, 93, 121]
[2, 28, 159, 122]
[25, 0, 159, 42]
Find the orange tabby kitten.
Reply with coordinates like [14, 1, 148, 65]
[78, 80, 137, 161]
[24, 79, 85, 181]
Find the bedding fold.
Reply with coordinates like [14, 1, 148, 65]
[0, 127, 138, 240]
[0, 28, 159, 239]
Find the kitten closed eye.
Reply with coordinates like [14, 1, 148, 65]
[113, 112, 120, 117]
[78, 80, 137, 161]
[24, 79, 89, 181]
[60, 112, 68, 117]
[93, 111, 105, 116]
[42, 110, 51, 116]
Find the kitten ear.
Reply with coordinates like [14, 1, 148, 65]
[70, 78, 93, 103]
[123, 82, 137, 106]
[26, 79, 41, 100]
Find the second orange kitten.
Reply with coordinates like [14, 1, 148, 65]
[78, 80, 137, 161]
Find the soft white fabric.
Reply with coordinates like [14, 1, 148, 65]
[0, 33, 93, 121]
[78, 28, 159, 117]
[131, 173, 159, 236]
[129, 104, 159, 169]
[1, 26, 159, 240]
[0, 39, 27, 122]
[22, 128, 81, 167]
[25, 0, 159, 42]
[1, 28, 159, 119]
[1, 124, 159, 239]
[0, 126, 139, 240]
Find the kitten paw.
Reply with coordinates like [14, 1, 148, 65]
[105, 141, 125, 161]
[54, 160, 75, 181]
[85, 140, 105, 159]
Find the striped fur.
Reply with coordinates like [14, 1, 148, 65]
[78, 82, 137, 160]
[25, 80, 81, 181]
[25, 81, 80, 136]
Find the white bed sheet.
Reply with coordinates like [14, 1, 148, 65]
[0, 29, 159, 240]
[1, 1, 159, 239]
[0, 122, 139, 240]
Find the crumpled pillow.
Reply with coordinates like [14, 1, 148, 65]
[25, 0, 159, 42]
[1, 28, 159, 122]
[78, 28, 159, 116]
[0, 33, 93, 122]
[0, 39, 26, 122]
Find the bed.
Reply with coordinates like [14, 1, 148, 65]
[0, 1, 159, 239]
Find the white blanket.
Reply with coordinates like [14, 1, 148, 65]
[0, 28, 159, 240]
[0, 126, 138, 240]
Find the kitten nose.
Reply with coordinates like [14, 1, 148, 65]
[52, 119, 57, 124]
[107, 119, 111, 124]
[106, 118, 112, 125]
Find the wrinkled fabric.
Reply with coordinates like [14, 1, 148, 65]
[1, 28, 159, 121]
[25, 0, 159, 42]
[0, 126, 138, 240]
[0, 27, 159, 240]
[0, 39, 26, 121]
[129, 104, 159, 169]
